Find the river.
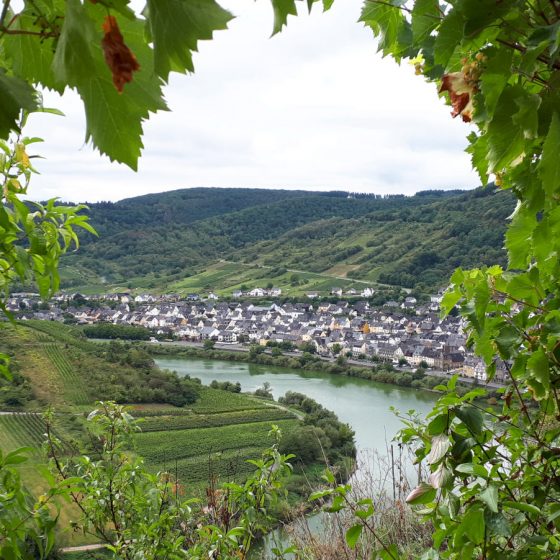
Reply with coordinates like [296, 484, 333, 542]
[155, 356, 435, 460]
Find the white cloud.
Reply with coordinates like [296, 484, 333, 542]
[25, 0, 479, 203]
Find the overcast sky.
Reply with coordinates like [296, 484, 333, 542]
[26, 0, 480, 203]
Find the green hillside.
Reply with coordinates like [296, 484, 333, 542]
[58, 186, 513, 293]
[0, 322, 305, 544]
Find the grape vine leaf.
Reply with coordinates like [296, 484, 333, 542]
[538, 113, 560, 197]
[479, 47, 512, 119]
[3, 14, 64, 93]
[434, 10, 464, 69]
[411, 0, 440, 45]
[360, 1, 409, 61]
[271, 0, 297, 36]
[505, 204, 536, 269]
[52, 0, 97, 85]
[486, 86, 526, 172]
[146, 0, 234, 82]
[0, 71, 38, 138]
[77, 5, 168, 169]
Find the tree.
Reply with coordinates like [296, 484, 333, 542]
[203, 338, 216, 350]
[299, 341, 317, 354]
[254, 381, 273, 399]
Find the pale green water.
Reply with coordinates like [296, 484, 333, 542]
[156, 357, 436, 452]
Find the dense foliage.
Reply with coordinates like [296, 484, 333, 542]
[83, 323, 152, 340]
[279, 391, 356, 467]
[1, 323, 200, 407]
[59, 186, 513, 292]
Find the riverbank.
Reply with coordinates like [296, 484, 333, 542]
[146, 341, 502, 402]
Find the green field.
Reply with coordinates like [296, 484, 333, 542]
[0, 414, 47, 453]
[165, 260, 371, 298]
[139, 406, 294, 432]
[134, 414, 298, 483]
[0, 322, 305, 545]
[131, 387, 299, 485]
[44, 344, 91, 405]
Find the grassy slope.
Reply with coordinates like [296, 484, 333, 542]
[0, 322, 300, 545]
[59, 187, 513, 293]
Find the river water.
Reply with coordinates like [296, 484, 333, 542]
[155, 356, 435, 461]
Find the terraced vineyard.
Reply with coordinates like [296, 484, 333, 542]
[136, 419, 297, 462]
[139, 407, 294, 432]
[0, 322, 311, 547]
[25, 320, 97, 351]
[135, 422, 298, 483]
[158, 446, 267, 483]
[44, 344, 90, 405]
[188, 387, 270, 413]
[0, 414, 47, 453]
[134, 387, 299, 485]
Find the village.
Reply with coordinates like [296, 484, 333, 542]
[5, 288, 507, 385]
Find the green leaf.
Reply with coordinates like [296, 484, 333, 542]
[0, 70, 38, 139]
[101, 0, 136, 20]
[538, 112, 560, 197]
[485, 511, 511, 537]
[411, 0, 440, 46]
[527, 347, 550, 398]
[456, 405, 484, 435]
[479, 47, 513, 118]
[52, 0, 97, 86]
[146, 0, 234, 81]
[270, 0, 297, 36]
[29, 228, 48, 256]
[512, 92, 541, 140]
[459, 506, 485, 544]
[465, 132, 489, 185]
[4, 447, 34, 465]
[427, 414, 448, 436]
[503, 501, 541, 516]
[3, 14, 64, 93]
[487, 86, 527, 172]
[309, 489, 332, 501]
[77, 5, 168, 169]
[460, 0, 509, 38]
[433, 9, 464, 68]
[505, 203, 536, 269]
[506, 272, 541, 306]
[479, 484, 498, 513]
[360, 1, 408, 60]
[495, 325, 520, 359]
[345, 524, 363, 549]
[455, 462, 488, 478]
[440, 287, 462, 316]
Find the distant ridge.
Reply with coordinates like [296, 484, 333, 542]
[60, 186, 515, 293]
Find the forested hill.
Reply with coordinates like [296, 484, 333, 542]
[61, 186, 515, 293]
